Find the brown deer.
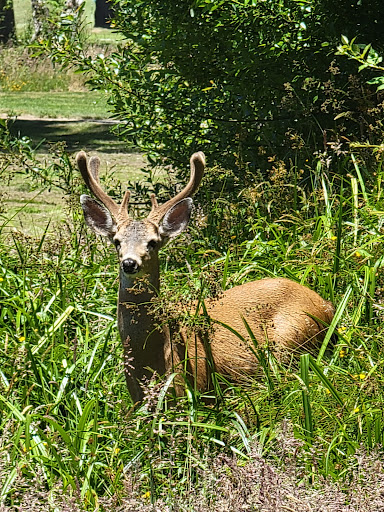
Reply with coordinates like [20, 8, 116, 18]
[77, 151, 334, 403]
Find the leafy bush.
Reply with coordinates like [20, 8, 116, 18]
[337, 35, 384, 91]
[108, 0, 384, 170]
[34, 0, 384, 202]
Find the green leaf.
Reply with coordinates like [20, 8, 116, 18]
[341, 34, 349, 45]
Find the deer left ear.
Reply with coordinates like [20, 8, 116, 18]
[159, 198, 193, 240]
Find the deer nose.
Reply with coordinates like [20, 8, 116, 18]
[122, 258, 140, 274]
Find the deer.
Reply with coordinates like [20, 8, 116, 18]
[77, 150, 335, 403]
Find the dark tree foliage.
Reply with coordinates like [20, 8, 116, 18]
[39, 0, 384, 185]
[104, 0, 384, 176]
[311, 0, 382, 48]
[0, 0, 15, 43]
[95, 0, 114, 28]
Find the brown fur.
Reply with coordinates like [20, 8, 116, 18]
[175, 278, 334, 391]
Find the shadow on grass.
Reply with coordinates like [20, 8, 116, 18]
[8, 118, 135, 154]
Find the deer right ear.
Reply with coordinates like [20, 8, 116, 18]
[159, 197, 193, 240]
[80, 194, 117, 238]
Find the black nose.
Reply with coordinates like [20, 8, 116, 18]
[122, 258, 139, 274]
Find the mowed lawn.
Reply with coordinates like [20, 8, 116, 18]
[0, 0, 141, 236]
[0, 91, 109, 119]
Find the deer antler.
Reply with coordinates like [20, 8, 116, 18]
[76, 151, 130, 225]
[148, 152, 205, 224]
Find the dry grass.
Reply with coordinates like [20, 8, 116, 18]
[0, 47, 86, 93]
[1, 427, 383, 511]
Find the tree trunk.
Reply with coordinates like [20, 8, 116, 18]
[0, 0, 15, 44]
[30, 0, 49, 42]
[64, 0, 84, 11]
[94, 0, 113, 28]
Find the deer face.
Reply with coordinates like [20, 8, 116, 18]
[80, 195, 193, 276]
[112, 220, 160, 275]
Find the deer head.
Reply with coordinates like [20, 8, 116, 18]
[77, 151, 205, 277]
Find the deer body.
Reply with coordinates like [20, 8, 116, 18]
[77, 151, 334, 403]
[191, 279, 334, 386]
[119, 273, 333, 401]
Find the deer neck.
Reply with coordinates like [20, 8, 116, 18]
[117, 255, 169, 401]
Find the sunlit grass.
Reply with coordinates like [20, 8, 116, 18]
[0, 91, 109, 119]
[3, 3, 384, 508]
[1, 135, 384, 509]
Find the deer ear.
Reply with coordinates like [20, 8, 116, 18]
[80, 195, 117, 237]
[159, 198, 193, 240]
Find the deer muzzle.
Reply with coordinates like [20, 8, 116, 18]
[122, 258, 140, 274]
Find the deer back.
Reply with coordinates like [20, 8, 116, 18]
[177, 278, 334, 391]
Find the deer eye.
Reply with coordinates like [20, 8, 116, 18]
[147, 240, 158, 250]
[113, 239, 121, 250]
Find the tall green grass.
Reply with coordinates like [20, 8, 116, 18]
[1, 143, 384, 509]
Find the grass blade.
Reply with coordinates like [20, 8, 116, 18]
[32, 306, 75, 355]
[317, 285, 353, 363]
[300, 354, 313, 444]
[308, 355, 344, 407]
